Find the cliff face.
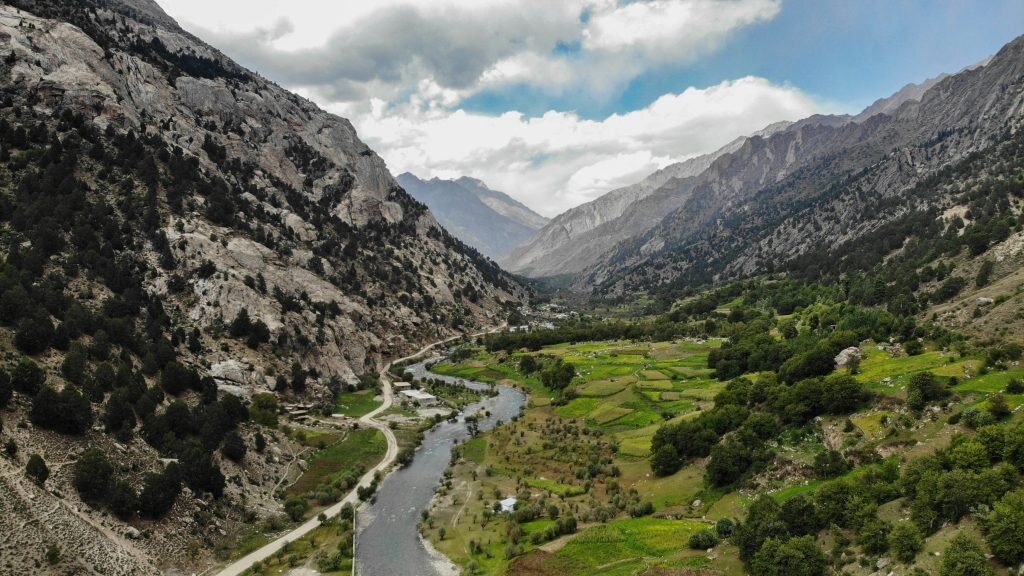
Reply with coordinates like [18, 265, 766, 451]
[0, 1, 521, 573]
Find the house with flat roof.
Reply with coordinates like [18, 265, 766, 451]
[400, 389, 438, 406]
[499, 497, 517, 513]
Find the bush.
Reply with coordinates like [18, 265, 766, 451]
[73, 449, 113, 503]
[715, 518, 735, 537]
[985, 490, 1024, 566]
[285, 496, 309, 521]
[26, 453, 48, 485]
[11, 357, 44, 394]
[689, 529, 720, 550]
[31, 385, 93, 435]
[222, 430, 247, 462]
[138, 466, 181, 519]
[750, 536, 827, 576]
[889, 521, 923, 563]
[941, 533, 993, 576]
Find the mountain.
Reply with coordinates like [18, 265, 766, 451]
[501, 122, 791, 277]
[582, 37, 1024, 294]
[397, 173, 548, 260]
[0, 1, 521, 573]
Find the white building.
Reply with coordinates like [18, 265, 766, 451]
[393, 381, 413, 392]
[499, 497, 518, 513]
[400, 389, 438, 406]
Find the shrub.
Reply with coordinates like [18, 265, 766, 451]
[73, 449, 113, 503]
[26, 453, 48, 485]
[689, 529, 719, 550]
[889, 522, 923, 563]
[940, 533, 993, 576]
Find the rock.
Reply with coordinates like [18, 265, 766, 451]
[835, 346, 864, 368]
[978, 297, 995, 305]
[877, 557, 890, 569]
[125, 526, 142, 539]
[691, 499, 702, 508]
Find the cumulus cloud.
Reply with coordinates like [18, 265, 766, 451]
[345, 77, 823, 216]
[159, 0, 819, 214]
[164, 0, 781, 103]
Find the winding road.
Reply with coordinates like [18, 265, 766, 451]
[214, 328, 496, 576]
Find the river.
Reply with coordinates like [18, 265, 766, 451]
[354, 357, 527, 576]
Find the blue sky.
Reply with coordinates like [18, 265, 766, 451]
[463, 0, 1024, 119]
[162, 0, 1024, 215]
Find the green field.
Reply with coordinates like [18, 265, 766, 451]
[288, 428, 387, 497]
[334, 389, 381, 418]
[513, 517, 710, 576]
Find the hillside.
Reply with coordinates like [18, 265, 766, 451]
[500, 122, 792, 278]
[0, 0, 521, 573]
[581, 36, 1024, 302]
[397, 173, 547, 260]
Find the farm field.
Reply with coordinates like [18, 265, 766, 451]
[334, 389, 381, 418]
[426, 329, 1024, 576]
[288, 428, 387, 499]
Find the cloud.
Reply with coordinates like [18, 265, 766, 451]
[164, 0, 781, 103]
[160, 0, 815, 214]
[345, 77, 824, 216]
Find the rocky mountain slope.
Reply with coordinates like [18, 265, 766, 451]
[501, 122, 792, 277]
[396, 173, 547, 260]
[0, 0, 521, 574]
[579, 36, 1024, 294]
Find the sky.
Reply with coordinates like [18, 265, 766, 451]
[157, 0, 1024, 217]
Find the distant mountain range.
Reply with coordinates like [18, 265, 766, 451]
[500, 46, 1020, 296]
[397, 173, 548, 260]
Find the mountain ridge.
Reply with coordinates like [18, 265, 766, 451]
[396, 172, 547, 260]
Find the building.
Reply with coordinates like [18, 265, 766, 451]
[499, 497, 518, 513]
[393, 381, 412, 392]
[400, 389, 438, 406]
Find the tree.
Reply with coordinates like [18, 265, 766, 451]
[14, 315, 53, 355]
[285, 496, 309, 521]
[228, 308, 252, 338]
[975, 260, 995, 287]
[941, 533, 993, 576]
[889, 521, 924, 563]
[985, 490, 1024, 566]
[539, 359, 575, 390]
[750, 536, 827, 576]
[138, 466, 181, 519]
[518, 355, 539, 374]
[987, 394, 1011, 420]
[72, 449, 113, 503]
[706, 439, 752, 487]
[689, 529, 719, 550]
[250, 393, 279, 427]
[108, 479, 138, 520]
[222, 430, 247, 462]
[26, 453, 49, 485]
[0, 368, 11, 408]
[31, 385, 93, 435]
[813, 450, 849, 479]
[906, 372, 949, 411]
[11, 357, 45, 394]
[858, 518, 891, 555]
[779, 495, 821, 536]
[650, 443, 681, 477]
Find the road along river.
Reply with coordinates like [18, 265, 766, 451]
[354, 358, 527, 576]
